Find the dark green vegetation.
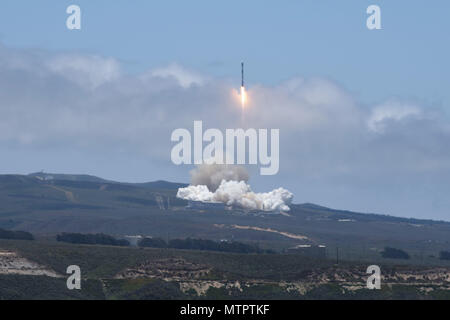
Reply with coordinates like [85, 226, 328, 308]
[0, 228, 33, 240]
[0, 239, 449, 300]
[0, 274, 103, 300]
[381, 247, 410, 260]
[0, 239, 331, 281]
[440, 251, 450, 260]
[138, 237, 167, 248]
[57, 233, 129, 246]
[138, 237, 273, 254]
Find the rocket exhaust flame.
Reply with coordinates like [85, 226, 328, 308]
[240, 86, 247, 107]
[240, 62, 247, 123]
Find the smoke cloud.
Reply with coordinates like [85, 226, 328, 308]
[177, 164, 293, 212]
[190, 164, 249, 192]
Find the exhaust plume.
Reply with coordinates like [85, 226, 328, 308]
[177, 164, 293, 212]
[190, 164, 249, 192]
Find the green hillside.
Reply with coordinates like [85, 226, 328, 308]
[0, 173, 449, 265]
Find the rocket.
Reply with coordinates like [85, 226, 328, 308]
[241, 62, 244, 87]
[240, 62, 247, 110]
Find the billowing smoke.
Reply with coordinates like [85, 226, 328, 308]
[177, 164, 293, 212]
[190, 164, 249, 192]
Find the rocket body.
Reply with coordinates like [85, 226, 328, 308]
[241, 62, 244, 87]
[240, 62, 246, 110]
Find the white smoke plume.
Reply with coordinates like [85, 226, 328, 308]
[190, 164, 249, 192]
[177, 164, 293, 212]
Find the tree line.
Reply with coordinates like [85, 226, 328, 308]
[381, 247, 410, 259]
[381, 247, 450, 261]
[56, 233, 129, 246]
[440, 251, 450, 260]
[0, 228, 34, 240]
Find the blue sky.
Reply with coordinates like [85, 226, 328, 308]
[0, 1, 448, 105]
[0, 1, 449, 220]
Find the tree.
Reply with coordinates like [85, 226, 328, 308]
[439, 251, 450, 260]
[381, 247, 410, 260]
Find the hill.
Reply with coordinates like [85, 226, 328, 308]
[28, 172, 110, 183]
[28, 172, 188, 190]
[0, 173, 449, 265]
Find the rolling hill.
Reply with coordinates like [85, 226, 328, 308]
[0, 173, 449, 265]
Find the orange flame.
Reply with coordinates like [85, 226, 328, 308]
[240, 86, 247, 108]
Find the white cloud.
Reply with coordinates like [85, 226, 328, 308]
[46, 54, 121, 89]
[149, 63, 205, 88]
[368, 101, 422, 133]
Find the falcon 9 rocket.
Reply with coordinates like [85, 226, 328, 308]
[240, 62, 246, 108]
